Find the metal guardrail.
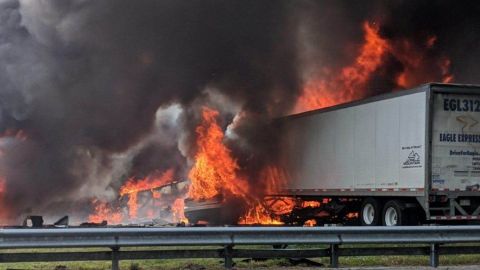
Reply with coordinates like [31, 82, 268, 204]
[0, 226, 479, 269]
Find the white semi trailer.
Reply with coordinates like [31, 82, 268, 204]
[279, 83, 480, 226]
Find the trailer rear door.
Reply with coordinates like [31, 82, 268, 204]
[431, 92, 480, 191]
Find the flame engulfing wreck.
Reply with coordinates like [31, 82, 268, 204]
[0, 1, 478, 227]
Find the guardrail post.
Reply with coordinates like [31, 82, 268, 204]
[224, 245, 233, 269]
[430, 243, 439, 268]
[111, 247, 120, 270]
[329, 244, 339, 268]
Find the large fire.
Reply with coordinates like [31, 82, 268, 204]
[295, 21, 454, 113]
[87, 107, 296, 226]
[86, 20, 455, 227]
[186, 21, 455, 225]
[295, 22, 388, 112]
[187, 107, 292, 225]
[188, 107, 249, 200]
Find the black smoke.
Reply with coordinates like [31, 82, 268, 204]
[0, 0, 301, 222]
[0, 0, 479, 223]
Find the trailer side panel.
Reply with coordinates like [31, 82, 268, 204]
[283, 91, 426, 195]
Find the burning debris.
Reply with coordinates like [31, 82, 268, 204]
[0, 1, 477, 225]
[119, 169, 175, 219]
[187, 107, 249, 201]
[88, 178, 188, 226]
[185, 107, 289, 225]
[88, 200, 122, 225]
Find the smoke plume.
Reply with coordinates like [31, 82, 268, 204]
[0, 0, 478, 222]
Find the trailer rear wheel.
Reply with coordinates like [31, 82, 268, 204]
[382, 200, 405, 226]
[360, 198, 381, 226]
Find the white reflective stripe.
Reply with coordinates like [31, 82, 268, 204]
[431, 216, 480, 220]
[290, 188, 424, 193]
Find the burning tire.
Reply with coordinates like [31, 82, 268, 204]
[360, 198, 381, 226]
[382, 200, 405, 226]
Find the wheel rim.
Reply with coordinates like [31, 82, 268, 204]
[362, 203, 375, 225]
[384, 207, 398, 226]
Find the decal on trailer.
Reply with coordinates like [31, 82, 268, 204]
[401, 145, 422, 168]
[432, 93, 480, 190]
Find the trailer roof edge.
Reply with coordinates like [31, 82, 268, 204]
[283, 82, 480, 121]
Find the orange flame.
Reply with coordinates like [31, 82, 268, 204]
[172, 198, 188, 223]
[262, 165, 289, 195]
[391, 36, 454, 89]
[346, 212, 359, 219]
[440, 58, 454, 83]
[119, 169, 174, 219]
[188, 107, 248, 201]
[238, 166, 295, 225]
[302, 201, 321, 208]
[0, 130, 27, 224]
[295, 22, 388, 112]
[152, 190, 162, 199]
[0, 139, 10, 223]
[238, 202, 284, 225]
[295, 22, 455, 113]
[0, 177, 8, 223]
[186, 22, 456, 225]
[88, 199, 122, 224]
[187, 108, 291, 225]
[304, 219, 317, 227]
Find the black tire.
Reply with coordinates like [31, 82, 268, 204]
[360, 197, 381, 226]
[382, 200, 405, 226]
